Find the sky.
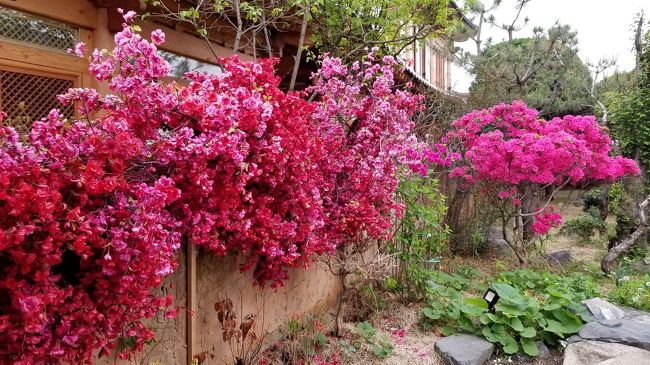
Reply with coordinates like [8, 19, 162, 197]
[451, 0, 650, 92]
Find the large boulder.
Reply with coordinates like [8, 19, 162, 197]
[563, 340, 650, 365]
[631, 257, 650, 273]
[485, 227, 513, 257]
[623, 307, 650, 325]
[544, 250, 572, 266]
[434, 334, 494, 365]
[578, 319, 650, 351]
[582, 298, 625, 321]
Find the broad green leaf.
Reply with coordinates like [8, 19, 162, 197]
[482, 327, 498, 342]
[551, 309, 583, 333]
[422, 308, 441, 320]
[487, 313, 505, 323]
[498, 334, 519, 354]
[520, 338, 539, 357]
[496, 303, 525, 316]
[520, 327, 537, 338]
[543, 319, 566, 335]
[461, 298, 488, 316]
[509, 317, 524, 331]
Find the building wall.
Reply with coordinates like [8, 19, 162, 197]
[403, 36, 453, 92]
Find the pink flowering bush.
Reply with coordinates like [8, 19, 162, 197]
[443, 101, 639, 262]
[309, 52, 429, 246]
[0, 11, 426, 364]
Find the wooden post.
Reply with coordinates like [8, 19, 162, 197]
[186, 242, 197, 364]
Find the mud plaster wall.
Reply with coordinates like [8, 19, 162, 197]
[194, 251, 340, 363]
[94, 248, 340, 365]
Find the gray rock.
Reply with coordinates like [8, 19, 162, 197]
[631, 259, 650, 273]
[537, 341, 551, 359]
[434, 334, 494, 365]
[582, 298, 625, 321]
[567, 335, 583, 344]
[578, 319, 650, 351]
[545, 250, 572, 266]
[563, 340, 650, 365]
[485, 227, 513, 257]
[622, 307, 650, 325]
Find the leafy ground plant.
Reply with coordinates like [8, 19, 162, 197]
[422, 269, 599, 356]
[356, 321, 394, 359]
[608, 274, 650, 311]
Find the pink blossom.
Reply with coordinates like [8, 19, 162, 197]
[67, 42, 86, 57]
[150, 29, 165, 45]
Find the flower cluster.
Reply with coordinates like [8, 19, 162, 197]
[444, 100, 639, 234]
[0, 12, 424, 364]
[531, 207, 563, 235]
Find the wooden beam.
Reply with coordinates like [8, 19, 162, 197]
[0, 41, 88, 74]
[136, 20, 254, 63]
[186, 242, 197, 365]
[0, 0, 98, 29]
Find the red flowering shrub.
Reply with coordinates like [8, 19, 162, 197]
[309, 53, 432, 246]
[0, 11, 426, 364]
[442, 101, 639, 261]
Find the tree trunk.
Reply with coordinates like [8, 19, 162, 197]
[611, 157, 647, 249]
[597, 185, 611, 221]
[502, 219, 527, 265]
[521, 185, 549, 243]
[288, 3, 309, 92]
[333, 246, 350, 337]
[333, 270, 349, 337]
[602, 195, 650, 273]
[445, 188, 469, 253]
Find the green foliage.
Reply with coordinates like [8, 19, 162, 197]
[310, 0, 456, 62]
[469, 25, 592, 118]
[422, 269, 600, 356]
[392, 175, 449, 298]
[560, 215, 608, 244]
[608, 275, 650, 311]
[595, 70, 636, 97]
[605, 29, 650, 175]
[355, 322, 394, 358]
[583, 183, 624, 217]
[495, 269, 600, 315]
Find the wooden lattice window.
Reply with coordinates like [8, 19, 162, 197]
[0, 69, 75, 134]
[0, 6, 79, 52]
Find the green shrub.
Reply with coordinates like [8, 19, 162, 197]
[392, 175, 449, 298]
[560, 215, 608, 243]
[422, 269, 599, 356]
[608, 275, 650, 311]
[583, 183, 623, 217]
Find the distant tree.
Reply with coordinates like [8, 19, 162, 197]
[600, 11, 650, 271]
[309, 0, 457, 63]
[468, 25, 593, 118]
[596, 70, 636, 97]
